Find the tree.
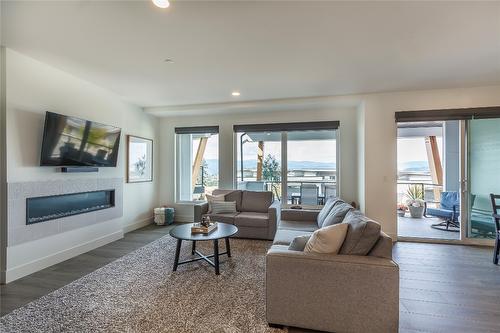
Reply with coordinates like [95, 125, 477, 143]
[263, 154, 281, 182]
[196, 159, 209, 186]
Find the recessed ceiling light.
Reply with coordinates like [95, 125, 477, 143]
[152, 0, 170, 9]
[232, 91, 241, 97]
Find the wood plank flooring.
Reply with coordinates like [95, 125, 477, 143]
[0, 224, 173, 316]
[2, 225, 499, 332]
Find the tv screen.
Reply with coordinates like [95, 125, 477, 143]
[40, 112, 121, 167]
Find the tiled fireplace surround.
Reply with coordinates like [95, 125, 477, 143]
[7, 178, 123, 246]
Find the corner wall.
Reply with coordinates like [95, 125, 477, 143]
[3, 49, 159, 282]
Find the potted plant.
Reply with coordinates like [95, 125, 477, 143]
[397, 204, 407, 217]
[405, 185, 425, 218]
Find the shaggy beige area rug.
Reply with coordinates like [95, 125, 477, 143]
[0, 236, 286, 333]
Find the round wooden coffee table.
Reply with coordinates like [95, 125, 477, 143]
[169, 223, 238, 275]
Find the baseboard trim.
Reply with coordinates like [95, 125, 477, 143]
[123, 217, 153, 233]
[4, 230, 123, 284]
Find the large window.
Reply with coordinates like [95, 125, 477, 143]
[235, 122, 338, 206]
[176, 126, 219, 202]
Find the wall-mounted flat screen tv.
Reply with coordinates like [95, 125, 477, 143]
[40, 112, 121, 167]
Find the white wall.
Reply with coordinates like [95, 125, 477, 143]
[155, 85, 500, 239]
[159, 106, 360, 223]
[3, 49, 159, 282]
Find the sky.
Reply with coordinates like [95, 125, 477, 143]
[397, 137, 442, 164]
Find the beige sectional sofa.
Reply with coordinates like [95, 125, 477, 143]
[266, 199, 399, 333]
[194, 189, 279, 240]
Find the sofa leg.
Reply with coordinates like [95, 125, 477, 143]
[268, 323, 284, 329]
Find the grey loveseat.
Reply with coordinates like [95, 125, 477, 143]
[194, 189, 279, 240]
[266, 199, 399, 333]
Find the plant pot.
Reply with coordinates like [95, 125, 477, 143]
[408, 206, 424, 218]
[397, 210, 406, 217]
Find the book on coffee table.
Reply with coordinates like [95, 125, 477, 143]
[191, 222, 218, 234]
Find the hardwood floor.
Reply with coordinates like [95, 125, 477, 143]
[395, 242, 500, 333]
[2, 225, 499, 332]
[0, 224, 173, 316]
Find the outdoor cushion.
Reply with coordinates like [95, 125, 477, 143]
[316, 197, 343, 227]
[339, 210, 381, 256]
[234, 211, 269, 228]
[427, 191, 460, 220]
[279, 219, 319, 232]
[211, 201, 237, 214]
[304, 223, 348, 254]
[322, 202, 353, 227]
[241, 190, 273, 213]
[204, 212, 238, 225]
[273, 229, 313, 246]
[288, 235, 312, 251]
[213, 189, 243, 211]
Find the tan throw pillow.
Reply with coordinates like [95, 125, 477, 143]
[304, 223, 348, 254]
[211, 201, 237, 214]
[206, 194, 225, 213]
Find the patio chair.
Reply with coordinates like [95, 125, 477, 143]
[427, 191, 460, 232]
[245, 181, 266, 191]
[469, 194, 496, 237]
[322, 183, 337, 199]
[490, 194, 500, 265]
[300, 184, 319, 205]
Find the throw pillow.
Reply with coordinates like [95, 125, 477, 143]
[288, 235, 311, 251]
[339, 210, 381, 256]
[304, 223, 348, 254]
[316, 197, 342, 227]
[211, 201, 237, 214]
[206, 194, 225, 212]
[321, 202, 353, 227]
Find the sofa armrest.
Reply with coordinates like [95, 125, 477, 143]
[267, 200, 281, 240]
[266, 248, 399, 333]
[281, 208, 319, 222]
[193, 202, 209, 223]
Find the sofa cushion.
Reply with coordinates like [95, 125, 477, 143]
[316, 197, 342, 227]
[288, 235, 312, 251]
[234, 211, 269, 228]
[205, 212, 238, 225]
[368, 232, 393, 260]
[339, 210, 381, 256]
[304, 223, 348, 254]
[273, 229, 314, 246]
[211, 201, 237, 214]
[279, 219, 319, 232]
[212, 189, 243, 211]
[241, 191, 273, 213]
[322, 202, 353, 227]
[206, 193, 225, 213]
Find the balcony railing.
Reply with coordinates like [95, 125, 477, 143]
[397, 181, 443, 208]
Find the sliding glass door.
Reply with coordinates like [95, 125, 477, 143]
[286, 130, 337, 206]
[465, 118, 500, 241]
[235, 122, 339, 206]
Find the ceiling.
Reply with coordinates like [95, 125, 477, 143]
[2, 1, 500, 108]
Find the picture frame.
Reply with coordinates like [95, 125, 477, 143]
[126, 135, 153, 183]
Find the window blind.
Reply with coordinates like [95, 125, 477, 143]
[233, 121, 339, 133]
[395, 106, 500, 122]
[174, 126, 219, 134]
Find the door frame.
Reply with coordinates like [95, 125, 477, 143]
[397, 120, 494, 246]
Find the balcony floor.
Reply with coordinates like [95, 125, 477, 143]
[398, 215, 460, 240]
